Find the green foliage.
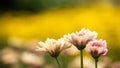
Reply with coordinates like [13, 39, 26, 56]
[0, 36, 8, 49]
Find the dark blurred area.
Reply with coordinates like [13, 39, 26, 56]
[0, 0, 82, 13]
[0, 0, 44, 13]
[0, 0, 120, 13]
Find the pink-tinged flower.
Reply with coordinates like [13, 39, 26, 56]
[64, 28, 97, 50]
[36, 38, 72, 57]
[85, 39, 108, 58]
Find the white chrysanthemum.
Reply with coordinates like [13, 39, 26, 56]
[36, 38, 72, 57]
[64, 28, 98, 50]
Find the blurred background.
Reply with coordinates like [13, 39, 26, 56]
[0, 0, 120, 68]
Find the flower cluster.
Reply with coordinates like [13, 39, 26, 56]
[36, 28, 108, 68]
[36, 28, 108, 58]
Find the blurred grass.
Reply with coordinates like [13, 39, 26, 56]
[0, 5, 120, 61]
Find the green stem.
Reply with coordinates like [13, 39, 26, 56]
[95, 58, 98, 68]
[80, 49, 83, 68]
[55, 57, 62, 68]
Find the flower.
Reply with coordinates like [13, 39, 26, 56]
[64, 28, 97, 50]
[1, 48, 19, 65]
[36, 38, 72, 57]
[20, 52, 44, 66]
[85, 39, 108, 58]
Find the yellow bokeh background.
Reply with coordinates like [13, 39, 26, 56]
[0, 5, 120, 61]
[0, 5, 120, 40]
